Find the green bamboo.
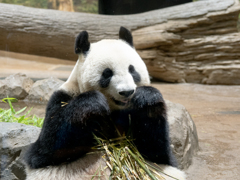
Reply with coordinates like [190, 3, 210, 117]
[125, 147, 158, 180]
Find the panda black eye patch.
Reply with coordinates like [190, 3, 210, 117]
[99, 68, 113, 88]
[129, 65, 141, 83]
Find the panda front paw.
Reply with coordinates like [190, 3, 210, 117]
[131, 86, 165, 109]
[72, 90, 110, 124]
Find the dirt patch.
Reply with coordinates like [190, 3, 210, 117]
[152, 83, 240, 180]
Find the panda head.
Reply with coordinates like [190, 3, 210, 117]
[62, 27, 150, 110]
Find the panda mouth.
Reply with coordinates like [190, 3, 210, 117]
[111, 97, 130, 106]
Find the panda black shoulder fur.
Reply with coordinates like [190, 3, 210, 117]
[24, 27, 186, 180]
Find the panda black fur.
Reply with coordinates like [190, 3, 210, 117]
[24, 27, 186, 180]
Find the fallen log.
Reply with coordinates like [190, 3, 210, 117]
[0, 0, 237, 60]
[1, 0, 240, 84]
[133, 0, 240, 84]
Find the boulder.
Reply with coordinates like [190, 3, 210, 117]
[0, 123, 41, 180]
[0, 73, 34, 100]
[26, 77, 64, 102]
[166, 100, 199, 169]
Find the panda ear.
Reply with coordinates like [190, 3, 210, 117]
[75, 31, 90, 54]
[119, 26, 133, 47]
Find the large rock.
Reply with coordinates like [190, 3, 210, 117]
[26, 77, 64, 102]
[166, 100, 199, 169]
[0, 73, 34, 99]
[0, 123, 41, 180]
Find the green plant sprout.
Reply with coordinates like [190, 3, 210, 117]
[0, 97, 44, 127]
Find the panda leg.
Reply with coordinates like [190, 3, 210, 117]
[130, 86, 177, 167]
[24, 90, 112, 169]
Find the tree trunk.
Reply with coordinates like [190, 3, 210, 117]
[48, 0, 57, 9]
[58, 0, 74, 12]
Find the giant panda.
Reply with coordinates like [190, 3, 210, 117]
[24, 27, 186, 180]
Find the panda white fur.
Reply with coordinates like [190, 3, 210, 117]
[24, 27, 186, 180]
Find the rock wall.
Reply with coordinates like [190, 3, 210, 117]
[134, 0, 240, 84]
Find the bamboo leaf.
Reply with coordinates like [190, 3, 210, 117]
[7, 97, 15, 114]
[93, 134, 166, 180]
[15, 107, 27, 115]
[0, 97, 44, 127]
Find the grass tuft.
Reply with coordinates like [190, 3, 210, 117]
[0, 97, 44, 127]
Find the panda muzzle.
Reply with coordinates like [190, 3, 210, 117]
[111, 97, 130, 106]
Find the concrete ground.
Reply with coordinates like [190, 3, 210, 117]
[1, 51, 240, 180]
[152, 83, 240, 180]
[0, 50, 75, 81]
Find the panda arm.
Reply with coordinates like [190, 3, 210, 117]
[130, 86, 177, 167]
[24, 90, 111, 169]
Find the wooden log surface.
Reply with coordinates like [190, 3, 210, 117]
[0, 0, 236, 60]
[133, 0, 240, 84]
[1, 0, 240, 84]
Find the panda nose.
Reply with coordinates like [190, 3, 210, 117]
[119, 90, 134, 97]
